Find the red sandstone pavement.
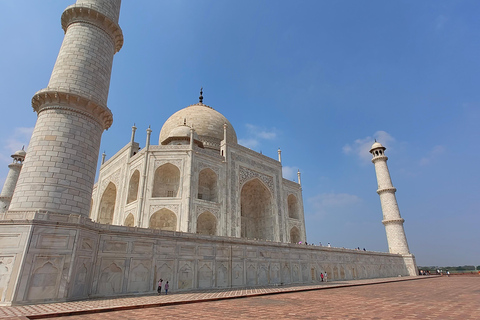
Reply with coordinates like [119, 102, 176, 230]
[1, 276, 479, 319]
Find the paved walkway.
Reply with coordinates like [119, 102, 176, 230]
[3, 276, 478, 319]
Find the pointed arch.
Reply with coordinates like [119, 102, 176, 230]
[98, 182, 116, 224]
[124, 213, 134, 227]
[152, 163, 180, 198]
[149, 208, 177, 231]
[287, 194, 299, 219]
[196, 211, 217, 235]
[198, 168, 218, 202]
[127, 170, 140, 204]
[290, 226, 300, 243]
[240, 178, 274, 241]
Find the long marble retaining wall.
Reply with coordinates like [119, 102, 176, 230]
[0, 211, 417, 305]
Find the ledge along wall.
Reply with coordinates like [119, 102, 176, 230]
[0, 211, 416, 305]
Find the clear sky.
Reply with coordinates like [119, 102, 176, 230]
[0, 1, 478, 267]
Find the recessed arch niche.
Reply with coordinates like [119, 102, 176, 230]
[196, 211, 217, 235]
[197, 168, 218, 202]
[127, 170, 140, 203]
[240, 178, 274, 241]
[287, 194, 299, 219]
[98, 182, 116, 224]
[290, 226, 300, 243]
[124, 213, 134, 227]
[149, 208, 177, 231]
[152, 163, 180, 198]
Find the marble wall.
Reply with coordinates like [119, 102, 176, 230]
[0, 212, 416, 305]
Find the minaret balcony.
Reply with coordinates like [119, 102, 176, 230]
[382, 218, 405, 225]
[376, 187, 397, 195]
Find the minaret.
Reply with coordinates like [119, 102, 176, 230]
[0, 148, 26, 213]
[8, 0, 123, 217]
[370, 141, 410, 255]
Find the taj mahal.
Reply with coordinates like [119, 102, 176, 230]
[90, 90, 305, 243]
[0, 0, 416, 305]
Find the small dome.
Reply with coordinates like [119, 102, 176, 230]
[369, 141, 386, 153]
[159, 103, 237, 151]
[12, 149, 26, 159]
[161, 124, 203, 147]
[168, 125, 198, 140]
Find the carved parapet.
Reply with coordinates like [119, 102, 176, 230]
[31, 89, 113, 130]
[371, 155, 388, 163]
[382, 218, 405, 226]
[7, 163, 22, 169]
[376, 187, 397, 195]
[61, 4, 123, 53]
[198, 135, 221, 150]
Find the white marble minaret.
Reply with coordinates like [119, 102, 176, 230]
[370, 141, 410, 255]
[8, 0, 123, 217]
[0, 148, 26, 213]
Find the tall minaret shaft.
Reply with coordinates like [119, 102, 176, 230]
[8, 0, 123, 217]
[0, 149, 26, 213]
[370, 142, 410, 255]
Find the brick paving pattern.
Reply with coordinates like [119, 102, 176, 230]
[1, 276, 478, 319]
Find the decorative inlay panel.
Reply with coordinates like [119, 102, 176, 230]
[198, 162, 220, 176]
[100, 169, 121, 196]
[154, 159, 182, 170]
[195, 205, 220, 218]
[150, 204, 179, 214]
[239, 166, 274, 194]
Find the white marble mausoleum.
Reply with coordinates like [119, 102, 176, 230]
[0, 0, 417, 306]
[91, 94, 306, 244]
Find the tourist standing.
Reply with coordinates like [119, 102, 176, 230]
[324, 272, 328, 282]
[157, 278, 163, 295]
[165, 281, 169, 295]
[321, 272, 324, 282]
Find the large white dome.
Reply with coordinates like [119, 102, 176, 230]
[159, 103, 237, 150]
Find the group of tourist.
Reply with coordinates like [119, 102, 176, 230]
[157, 279, 170, 295]
[298, 242, 368, 252]
[298, 241, 332, 247]
[320, 272, 328, 282]
[418, 269, 451, 276]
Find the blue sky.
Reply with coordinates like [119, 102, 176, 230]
[0, 1, 478, 267]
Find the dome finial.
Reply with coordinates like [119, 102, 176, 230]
[199, 87, 203, 103]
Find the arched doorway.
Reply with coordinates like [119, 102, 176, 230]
[290, 226, 300, 243]
[152, 163, 180, 198]
[196, 211, 217, 235]
[149, 208, 177, 231]
[127, 170, 140, 203]
[98, 182, 116, 224]
[287, 194, 299, 219]
[240, 178, 274, 241]
[198, 168, 218, 202]
[124, 213, 134, 227]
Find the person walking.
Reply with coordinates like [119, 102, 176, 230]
[157, 278, 163, 295]
[164, 281, 169, 295]
[324, 272, 328, 282]
[320, 272, 324, 282]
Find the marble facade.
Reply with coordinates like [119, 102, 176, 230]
[89, 102, 307, 245]
[0, 211, 416, 305]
